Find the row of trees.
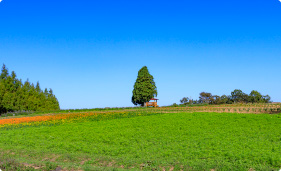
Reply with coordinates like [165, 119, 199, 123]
[0, 64, 60, 114]
[180, 89, 271, 105]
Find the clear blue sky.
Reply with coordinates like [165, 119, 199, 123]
[0, 0, 281, 109]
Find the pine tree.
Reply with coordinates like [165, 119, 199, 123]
[0, 64, 8, 80]
[19, 80, 29, 110]
[2, 74, 16, 111]
[14, 79, 23, 111]
[35, 82, 41, 93]
[0, 81, 5, 113]
[47, 89, 60, 110]
[132, 66, 157, 106]
[0, 65, 7, 113]
[27, 83, 36, 111]
[0, 64, 61, 114]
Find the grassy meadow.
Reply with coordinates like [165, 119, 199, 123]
[0, 106, 281, 170]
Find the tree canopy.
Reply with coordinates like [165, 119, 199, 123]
[0, 64, 60, 114]
[132, 66, 157, 106]
[231, 89, 248, 103]
[180, 97, 189, 104]
[199, 92, 212, 104]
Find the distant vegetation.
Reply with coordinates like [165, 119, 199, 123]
[180, 89, 271, 105]
[0, 64, 60, 114]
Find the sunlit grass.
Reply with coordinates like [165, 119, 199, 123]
[0, 112, 281, 170]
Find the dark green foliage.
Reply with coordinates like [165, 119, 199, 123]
[180, 97, 189, 104]
[248, 90, 271, 103]
[180, 89, 271, 105]
[262, 95, 271, 103]
[199, 92, 212, 103]
[210, 95, 221, 104]
[231, 89, 249, 103]
[220, 95, 232, 104]
[132, 66, 157, 106]
[0, 64, 60, 114]
[248, 90, 262, 103]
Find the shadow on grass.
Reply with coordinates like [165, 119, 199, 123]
[0, 158, 59, 171]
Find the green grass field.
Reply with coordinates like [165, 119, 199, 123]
[1, 112, 281, 170]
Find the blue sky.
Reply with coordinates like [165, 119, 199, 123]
[0, 0, 281, 109]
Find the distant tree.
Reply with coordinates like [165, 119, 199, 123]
[221, 95, 233, 104]
[231, 89, 248, 103]
[132, 66, 157, 106]
[180, 97, 189, 104]
[210, 95, 221, 104]
[192, 100, 199, 104]
[248, 90, 263, 103]
[199, 92, 212, 104]
[178, 89, 271, 107]
[261, 95, 271, 103]
[248, 90, 271, 103]
[220, 95, 229, 104]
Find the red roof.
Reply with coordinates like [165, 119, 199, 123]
[150, 98, 159, 100]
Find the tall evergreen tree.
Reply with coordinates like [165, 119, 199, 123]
[35, 82, 41, 93]
[0, 81, 5, 113]
[0, 64, 60, 114]
[47, 89, 60, 110]
[0, 64, 8, 80]
[132, 66, 157, 106]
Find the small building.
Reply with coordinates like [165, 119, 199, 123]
[145, 98, 159, 107]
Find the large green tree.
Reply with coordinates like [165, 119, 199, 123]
[132, 66, 157, 106]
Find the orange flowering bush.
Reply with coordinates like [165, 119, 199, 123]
[0, 111, 130, 129]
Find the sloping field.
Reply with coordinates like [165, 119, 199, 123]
[0, 111, 281, 170]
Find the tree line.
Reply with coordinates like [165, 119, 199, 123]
[0, 64, 60, 114]
[180, 89, 271, 105]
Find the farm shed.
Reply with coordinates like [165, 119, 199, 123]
[145, 98, 159, 107]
